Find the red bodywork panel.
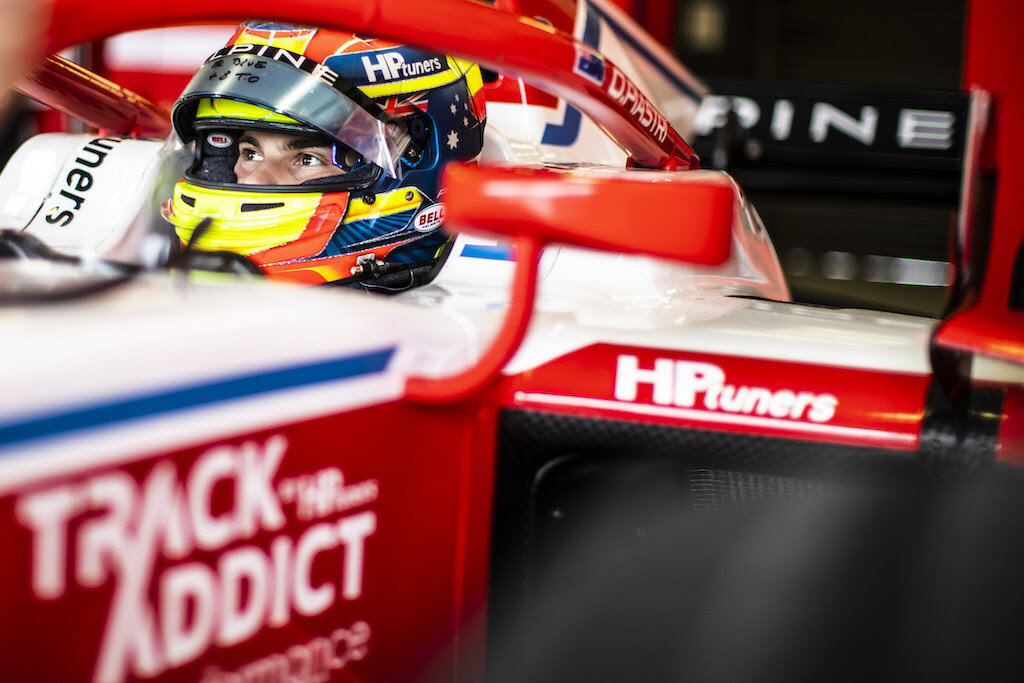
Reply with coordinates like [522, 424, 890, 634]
[3, 1, 1023, 680]
[501, 344, 930, 451]
[0, 402, 497, 682]
[4, 348, 1021, 680]
[998, 388, 1024, 468]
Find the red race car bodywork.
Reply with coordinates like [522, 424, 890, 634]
[1, 0, 1023, 681]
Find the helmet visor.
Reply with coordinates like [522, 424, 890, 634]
[177, 51, 411, 179]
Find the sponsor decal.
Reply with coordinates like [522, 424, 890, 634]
[695, 96, 958, 150]
[15, 435, 378, 683]
[614, 355, 838, 423]
[207, 133, 232, 149]
[688, 80, 971, 177]
[361, 52, 444, 84]
[604, 65, 669, 144]
[197, 621, 370, 682]
[44, 138, 124, 227]
[506, 345, 926, 449]
[412, 203, 446, 233]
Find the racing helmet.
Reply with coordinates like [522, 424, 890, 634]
[166, 22, 487, 286]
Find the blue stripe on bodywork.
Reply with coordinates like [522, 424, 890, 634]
[460, 244, 514, 261]
[542, 4, 602, 146]
[542, 104, 584, 146]
[0, 347, 395, 449]
[585, 0, 704, 103]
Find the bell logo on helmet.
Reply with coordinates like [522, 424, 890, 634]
[361, 52, 444, 83]
[412, 203, 446, 232]
[207, 133, 232, 149]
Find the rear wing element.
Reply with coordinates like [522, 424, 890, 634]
[935, 0, 1024, 368]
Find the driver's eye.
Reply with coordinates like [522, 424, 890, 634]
[299, 154, 323, 167]
[241, 148, 260, 161]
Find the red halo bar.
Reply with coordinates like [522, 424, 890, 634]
[16, 55, 171, 137]
[43, 0, 697, 170]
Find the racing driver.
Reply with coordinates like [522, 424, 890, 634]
[162, 21, 487, 290]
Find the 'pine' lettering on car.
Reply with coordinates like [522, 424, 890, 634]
[695, 96, 958, 151]
[45, 138, 123, 227]
[14, 435, 379, 683]
[614, 354, 839, 423]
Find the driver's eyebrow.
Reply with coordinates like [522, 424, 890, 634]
[238, 133, 261, 148]
[286, 138, 333, 151]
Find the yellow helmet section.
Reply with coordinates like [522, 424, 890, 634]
[194, 98, 300, 125]
[166, 180, 428, 259]
[343, 186, 425, 222]
[168, 181, 325, 255]
[456, 58, 485, 97]
[358, 56, 483, 99]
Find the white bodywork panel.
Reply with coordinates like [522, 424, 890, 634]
[0, 134, 179, 265]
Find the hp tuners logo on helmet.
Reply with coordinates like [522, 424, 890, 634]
[614, 355, 838, 423]
[361, 52, 444, 83]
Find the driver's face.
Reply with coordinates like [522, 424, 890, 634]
[234, 130, 341, 185]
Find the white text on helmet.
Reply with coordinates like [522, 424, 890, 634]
[361, 52, 444, 83]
